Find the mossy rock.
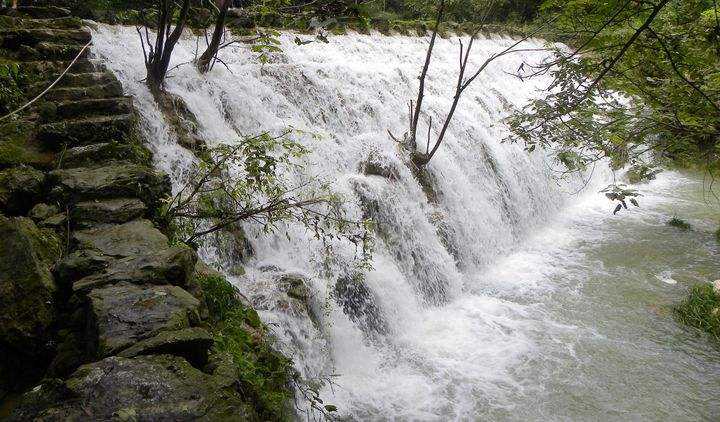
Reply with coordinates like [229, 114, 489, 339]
[71, 197, 147, 227]
[197, 273, 294, 420]
[10, 355, 260, 421]
[0, 121, 54, 170]
[71, 245, 197, 293]
[0, 215, 62, 394]
[667, 217, 692, 231]
[0, 165, 45, 214]
[118, 327, 214, 368]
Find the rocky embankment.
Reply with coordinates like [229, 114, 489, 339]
[0, 5, 289, 420]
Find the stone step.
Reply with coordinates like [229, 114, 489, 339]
[44, 82, 122, 102]
[117, 327, 213, 368]
[72, 246, 197, 292]
[11, 354, 257, 421]
[19, 41, 89, 61]
[21, 59, 100, 80]
[54, 97, 133, 120]
[28, 69, 116, 97]
[0, 28, 91, 49]
[84, 283, 201, 358]
[60, 71, 116, 88]
[10, 6, 72, 19]
[71, 198, 147, 228]
[72, 219, 176, 261]
[37, 114, 134, 149]
[48, 163, 170, 205]
[0, 16, 83, 29]
[59, 142, 138, 168]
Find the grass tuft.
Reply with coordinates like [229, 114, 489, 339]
[675, 283, 720, 341]
[667, 217, 692, 230]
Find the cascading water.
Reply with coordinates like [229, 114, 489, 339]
[92, 26, 720, 420]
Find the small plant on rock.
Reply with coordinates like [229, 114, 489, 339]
[675, 283, 720, 341]
[667, 217, 692, 231]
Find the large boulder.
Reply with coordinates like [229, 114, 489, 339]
[0, 166, 45, 214]
[85, 282, 202, 358]
[10, 355, 258, 421]
[0, 215, 62, 395]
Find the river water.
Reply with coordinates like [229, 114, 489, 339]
[92, 26, 720, 420]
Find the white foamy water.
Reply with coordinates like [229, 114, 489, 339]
[92, 26, 720, 421]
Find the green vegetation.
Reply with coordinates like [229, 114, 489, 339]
[198, 274, 295, 420]
[675, 283, 720, 341]
[59, 0, 543, 30]
[667, 217, 692, 230]
[365, 0, 542, 24]
[162, 131, 373, 270]
[0, 63, 27, 115]
[508, 0, 720, 185]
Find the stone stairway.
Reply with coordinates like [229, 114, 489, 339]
[1, 6, 262, 420]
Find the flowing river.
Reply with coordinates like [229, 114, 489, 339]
[92, 26, 720, 420]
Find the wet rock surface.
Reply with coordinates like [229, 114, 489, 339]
[49, 162, 170, 205]
[0, 215, 62, 395]
[71, 197, 147, 227]
[0, 165, 46, 214]
[11, 355, 258, 421]
[86, 283, 201, 357]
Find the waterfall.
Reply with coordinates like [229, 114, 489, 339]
[90, 27, 614, 419]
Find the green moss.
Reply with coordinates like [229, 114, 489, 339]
[125, 120, 153, 167]
[675, 283, 720, 341]
[0, 121, 55, 169]
[667, 217, 692, 230]
[197, 274, 293, 421]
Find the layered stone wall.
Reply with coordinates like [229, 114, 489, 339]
[0, 5, 287, 420]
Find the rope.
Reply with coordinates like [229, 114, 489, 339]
[0, 40, 93, 121]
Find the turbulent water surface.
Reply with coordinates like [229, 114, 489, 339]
[92, 26, 720, 420]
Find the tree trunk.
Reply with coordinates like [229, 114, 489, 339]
[197, 0, 231, 74]
[145, 0, 191, 89]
